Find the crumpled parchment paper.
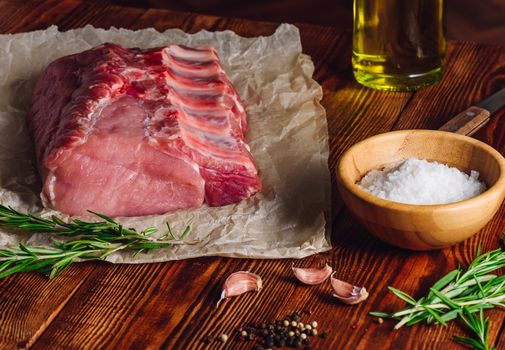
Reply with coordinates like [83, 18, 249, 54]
[0, 24, 331, 262]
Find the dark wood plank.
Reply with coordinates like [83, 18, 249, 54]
[0, 263, 97, 349]
[56, 2, 148, 32]
[113, 0, 505, 45]
[0, 1, 504, 350]
[30, 259, 229, 349]
[0, 0, 81, 33]
[447, 0, 505, 45]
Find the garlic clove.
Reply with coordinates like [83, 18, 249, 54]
[217, 271, 262, 307]
[292, 263, 333, 285]
[330, 272, 368, 305]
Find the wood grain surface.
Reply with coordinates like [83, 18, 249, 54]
[114, 0, 505, 45]
[0, 1, 504, 349]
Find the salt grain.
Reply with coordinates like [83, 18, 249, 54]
[357, 158, 486, 205]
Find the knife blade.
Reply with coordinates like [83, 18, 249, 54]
[476, 86, 505, 114]
[439, 87, 505, 136]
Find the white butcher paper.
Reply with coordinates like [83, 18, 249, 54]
[0, 24, 331, 262]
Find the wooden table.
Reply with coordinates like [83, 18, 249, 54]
[0, 1, 504, 349]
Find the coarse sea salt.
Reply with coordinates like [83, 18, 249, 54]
[357, 158, 486, 205]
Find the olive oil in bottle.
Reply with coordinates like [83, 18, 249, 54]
[353, 0, 446, 91]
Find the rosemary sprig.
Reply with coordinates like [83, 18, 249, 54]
[370, 242, 505, 349]
[370, 247, 505, 328]
[0, 205, 191, 279]
[454, 308, 496, 350]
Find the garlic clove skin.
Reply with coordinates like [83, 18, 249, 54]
[330, 272, 368, 305]
[217, 271, 262, 307]
[292, 263, 333, 285]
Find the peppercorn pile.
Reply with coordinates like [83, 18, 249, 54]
[235, 312, 327, 349]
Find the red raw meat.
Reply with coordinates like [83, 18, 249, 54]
[27, 43, 261, 217]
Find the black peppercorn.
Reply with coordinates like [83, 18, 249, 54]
[286, 336, 295, 347]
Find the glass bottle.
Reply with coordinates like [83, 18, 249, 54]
[353, 0, 446, 91]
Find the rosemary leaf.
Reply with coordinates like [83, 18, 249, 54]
[180, 226, 191, 239]
[388, 286, 417, 306]
[87, 211, 118, 224]
[430, 288, 460, 309]
[432, 269, 460, 291]
[424, 307, 446, 326]
[369, 311, 390, 318]
[454, 308, 496, 350]
[454, 336, 487, 350]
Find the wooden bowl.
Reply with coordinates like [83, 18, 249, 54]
[336, 130, 505, 250]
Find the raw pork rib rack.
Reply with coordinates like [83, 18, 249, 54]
[28, 43, 261, 217]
